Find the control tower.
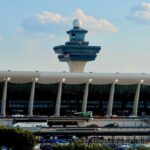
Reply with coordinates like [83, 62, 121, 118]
[53, 19, 101, 72]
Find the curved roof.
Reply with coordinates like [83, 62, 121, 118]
[0, 71, 150, 85]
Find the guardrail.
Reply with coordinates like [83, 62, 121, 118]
[32, 127, 150, 136]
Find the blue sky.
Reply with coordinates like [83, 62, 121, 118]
[0, 0, 150, 73]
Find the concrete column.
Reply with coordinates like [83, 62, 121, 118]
[67, 61, 86, 72]
[1, 79, 8, 116]
[55, 79, 65, 116]
[132, 82, 141, 116]
[28, 79, 36, 116]
[106, 81, 116, 117]
[82, 81, 90, 112]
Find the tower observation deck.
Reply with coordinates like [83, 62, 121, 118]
[53, 19, 101, 72]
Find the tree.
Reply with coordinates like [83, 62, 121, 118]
[0, 126, 36, 150]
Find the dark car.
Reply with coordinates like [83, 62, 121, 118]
[114, 147, 126, 150]
[40, 144, 52, 150]
[86, 124, 100, 128]
[104, 123, 119, 128]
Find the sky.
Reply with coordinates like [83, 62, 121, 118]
[0, 0, 150, 73]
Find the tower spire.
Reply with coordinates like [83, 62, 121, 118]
[72, 18, 82, 28]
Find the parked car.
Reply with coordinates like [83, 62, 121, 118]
[11, 114, 24, 117]
[86, 124, 100, 128]
[110, 115, 119, 118]
[104, 122, 119, 128]
[1, 146, 7, 150]
[128, 115, 138, 119]
[40, 144, 52, 150]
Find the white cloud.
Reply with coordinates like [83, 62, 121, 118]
[21, 9, 118, 33]
[129, 3, 150, 23]
[74, 9, 118, 32]
[0, 35, 4, 43]
[36, 11, 70, 24]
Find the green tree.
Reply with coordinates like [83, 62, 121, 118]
[0, 126, 36, 150]
[52, 142, 114, 150]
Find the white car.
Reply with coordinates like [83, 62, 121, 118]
[1, 146, 7, 150]
[12, 114, 24, 117]
[128, 115, 138, 118]
[120, 143, 131, 148]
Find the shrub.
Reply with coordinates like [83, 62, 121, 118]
[52, 142, 114, 150]
[137, 146, 150, 150]
[88, 144, 105, 150]
[0, 126, 36, 150]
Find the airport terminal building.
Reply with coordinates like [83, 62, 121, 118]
[0, 19, 150, 118]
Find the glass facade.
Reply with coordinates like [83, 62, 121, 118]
[7, 82, 31, 115]
[139, 85, 150, 116]
[34, 83, 58, 116]
[60, 83, 85, 116]
[113, 84, 137, 116]
[87, 84, 111, 116]
[0, 80, 149, 117]
[0, 82, 4, 113]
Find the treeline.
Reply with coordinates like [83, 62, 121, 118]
[0, 126, 36, 150]
[52, 140, 113, 150]
[52, 142, 113, 150]
[52, 141, 150, 150]
[52, 144, 150, 150]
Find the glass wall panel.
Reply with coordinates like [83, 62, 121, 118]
[7, 83, 31, 115]
[60, 84, 85, 116]
[113, 84, 137, 116]
[139, 85, 150, 116]
[87, 84, 111, 116]
[34, 83, 58, 116]
[0, 82, 4, 113]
